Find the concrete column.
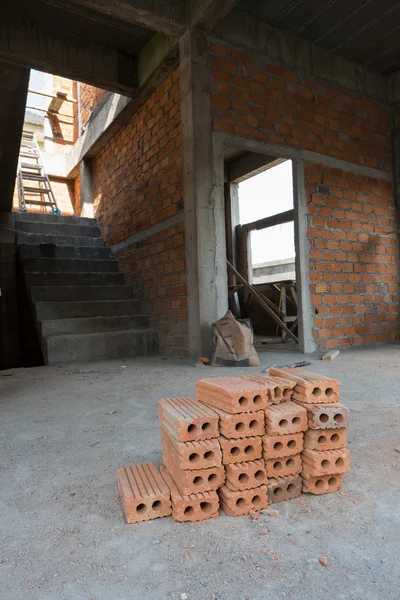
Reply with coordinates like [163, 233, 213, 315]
[0, 61, 30, 212]
[0, 212, 19, 369]
[79, 158, 94, 218]
[180, 30, 228, 358]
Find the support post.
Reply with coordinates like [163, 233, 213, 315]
[79, 158, 94, 218]
[0, 61, 29, 213]
[180, 30, 227, 358]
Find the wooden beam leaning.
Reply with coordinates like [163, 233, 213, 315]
[226, 261, 298, 344]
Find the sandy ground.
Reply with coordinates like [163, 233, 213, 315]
[1, 345, 400, 600]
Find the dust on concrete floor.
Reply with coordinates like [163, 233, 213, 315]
[1, 346, 399, 600]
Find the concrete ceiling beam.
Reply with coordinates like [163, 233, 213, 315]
[189, 0, 238, 32]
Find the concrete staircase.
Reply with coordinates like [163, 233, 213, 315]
[15, 212, 156, 364]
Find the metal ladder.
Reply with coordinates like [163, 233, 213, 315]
[17, 130, 61, 214]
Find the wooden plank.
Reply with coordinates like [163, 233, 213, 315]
[226, 261, 298, 344]
[322, 350, 340, 361]
[28, 88, 77, 103]
[241, 209, 294, 233]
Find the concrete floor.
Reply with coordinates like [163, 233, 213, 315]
[1, 346, 400, 600]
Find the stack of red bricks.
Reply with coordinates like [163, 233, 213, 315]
[117, 370, 350, 524]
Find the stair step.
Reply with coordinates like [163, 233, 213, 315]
[19, 244, 111, 260]
[25, 271, 125, 286]
[43, 328, 157, 364]
[22, 257, 119, 273]
[39, 314, 149, 336]
[14, 212, 97, 227]
[15, 220, 99, 237]
[35, 299, 141, 319]
[17, 231, 105, 247]
[30, 285, 133, 302]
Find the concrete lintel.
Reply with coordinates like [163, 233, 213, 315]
[214, 9, 388, 104]
[68, 0, 185, 37]
[1, 10, 138, 95]
[214, 131, 393, 182]
[65, 34, 179, 176]
[190, 0, 237, 32]
[228, 151, 285, 183]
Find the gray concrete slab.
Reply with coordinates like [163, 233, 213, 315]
[0, 345, 399, 599]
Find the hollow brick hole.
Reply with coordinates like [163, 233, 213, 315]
[328, 477, 337, 486]
[236, 497, 246, 507]
[201, 422, 211, 432]
[286, 458, 294, 467]
[331, 433, 339, 443]
[319, 413, 329, 423]
[244, 445, 254, 455]
[249, 420, 258, 429]
[136, 503, 147, 514]
[274, 387, 282, 399]
[326, 387, 334, 397]
[287, 484, 295, 493]
[238, 473, 249, 484]
[152, 500, 162, 512]
[252, 495, 261, 506]
[187, 424, 197, 434]
[235, 422, 245, 432]
[274, 441, 283, 451]
[273, 461, 282, 471]
[335, 457, 344, 467]
[273, 487, 283, 497]
[200, 501, 212, 513]
[208, 473, 217, 483]
[254, 470, 265, 482]
[230, 446, 240, 456]
[193, 476, 203, 486]
[287, 439, 296, 450]
[253, 394, 262, 406]
[292, 417, 300, 425]
[321, 459, 330, 469]
[312, 387, 322, 397]
[334, 413, 344, 424]
[184, 505, 194, 515]
[279, 419, 288, 428]
[315, 479, 324, 489]
[189, 453, 200, 463]
[204, 451, 214, 460]
[318, 435, 327, 444]
[238, 396, 248, 407]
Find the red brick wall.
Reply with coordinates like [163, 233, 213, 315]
[210, 43, 392, 172]
[93, 69, 187, 355]
[305, 162, 398, 349]
[79, 83, 107, 128]
[49, 76, 75, 155]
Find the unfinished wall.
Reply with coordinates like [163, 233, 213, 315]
[93, 69, 187, 355]
[78, 83, 107, 129]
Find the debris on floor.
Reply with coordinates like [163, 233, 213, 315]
[118, 369, 350, 524]
[210, 310, 260, 367]
[322, 350, 340, 361]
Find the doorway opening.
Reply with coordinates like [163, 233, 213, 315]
[224, 151, 299, 351]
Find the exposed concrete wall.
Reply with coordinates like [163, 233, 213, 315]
[0, 213, 19, 369]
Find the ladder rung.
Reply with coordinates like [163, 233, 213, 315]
[21, 173, 47, 181]
[21, 163, 41, 170]
[20, 152, 39, 158]
[23, 186, 51, 194]
[24, 200, 56, 206]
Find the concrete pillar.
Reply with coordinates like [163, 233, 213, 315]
[0, 212, 19, 369]
[79, 158, 94, 218]
[180, 30, 228, 358]
[0, 61, 30, 212]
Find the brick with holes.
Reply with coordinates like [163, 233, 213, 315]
[219, 435, 262, 464]
[158, 397, 219, 442]
[264, 453, 302, 477]
[163, 451, 225, 495]
[301, 471, 343, 494]
[117, 462, 172, 523]
[218, 484, 268, 516]
[203, 405, 265, 439]
[262, 432, 304, 459]
[267, 474, 302, 503]
[161, 427, 222, 470]
[196, 377, 268, 414]
[293, 401, 349, 429]
[225, 458, 267, 491]
[302, 448, 350, 476]
[265, 401, 307, 435]
[269, 368, 340, 403]
[241, 375, 295, 403]
[304, 428, 347, 451]
[160, 466, 219, 522]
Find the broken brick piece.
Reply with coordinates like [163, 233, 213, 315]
[301, 471, 343, 494]
[302, 448, 350, 476]
[219, 435, 262, 464]
[225, 459, 267, 491]
[264, 453, 302, 478]
[117, 462, 171, 524]
[204, 405, 265, 439]
[269, 368, 340, 403]
[267, 475, 302, 504]
[242, 375, 295, 403]
[218, 485, 268, 516]
[265, 401, 307, 435]
[158, 397, 219, 441]
[262, 432, 304, 459]
[293, 400, 349, 429]
[163, 451, 225, 495]
[304, 428, 347, 451]
[160, 466, 219, 522]
[161, 427, 222, 470]
[196, 377, 268, 414]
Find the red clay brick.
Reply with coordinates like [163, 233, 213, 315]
[218, 484, 268, 516]
[241, 375, 295, 403]
[204, 405, 265, 439]
[304, 428, 347, 450]
[163, 451, 225, 496]
[196, 377, 268, 414]
[301, 471, 343, 494]
[302, 448, 350, 476]
[117, 462, 171, 523]
[161, 427, 222, 470]
[264, 453, 302, 478]
[269, 368, 340, 403]
[225, 459, 267, 491]
[293, 400, 350, 429]
[160, 466, 219, 522]
[219, 435, 262, 464]
[265, 402, 307, 435]
[262, 432, 304, 459]
[158, 397, 219, 441]
[267, 474, 302, 503]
